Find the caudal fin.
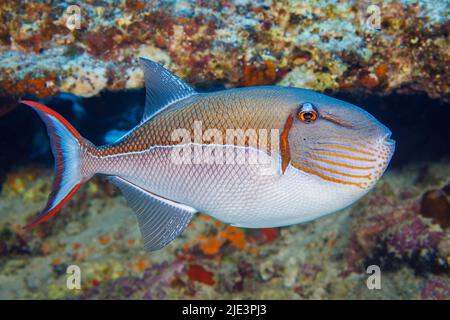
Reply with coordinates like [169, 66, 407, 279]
[20, 100, 91, 228]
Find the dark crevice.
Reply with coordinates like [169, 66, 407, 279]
[0, 91, 448, 179]
[332, 91, 450, 167]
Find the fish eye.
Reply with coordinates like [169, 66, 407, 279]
[299, 102, 318, 123]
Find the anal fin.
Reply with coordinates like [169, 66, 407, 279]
[109, 177, 196, 251]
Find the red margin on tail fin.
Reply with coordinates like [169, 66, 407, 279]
[20, 100, 84, 229]
[24, 184, 82, 229]
[20, 100, 82, 140]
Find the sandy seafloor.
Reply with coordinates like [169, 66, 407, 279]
[0, 157, 449, 299]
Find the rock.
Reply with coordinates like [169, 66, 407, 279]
[415, 165, 440, 186]
[0, 1, 448, 99]
[259, 260, 275, 281]
[420, 190, 450, 228]
[65, 221, 82, 235]
[345, 183, 449, 276]
[283, 257, 298, 288]
[442, 181, 450, 196]
[421, 277, 450, 300]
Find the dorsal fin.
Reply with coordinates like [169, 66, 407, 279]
[139, 57, 196, 122]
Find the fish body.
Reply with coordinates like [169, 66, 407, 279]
[20, 58, 395, 251]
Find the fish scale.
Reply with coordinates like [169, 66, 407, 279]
[93, 90, 288, 158]
[19, 58, 394, 251]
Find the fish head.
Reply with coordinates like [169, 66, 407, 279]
[287, 89, 395, 196]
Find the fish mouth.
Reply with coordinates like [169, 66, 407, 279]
[382, 132, 396, 147]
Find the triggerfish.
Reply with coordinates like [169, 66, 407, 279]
[20, 58, 395, 251]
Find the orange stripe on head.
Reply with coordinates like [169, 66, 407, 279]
[280, 113, 294, 174]
[308, 150, 376, 162]
[324, 139, 378, 152]
[304, 153, 375, 170]
[301, 159, 372, 180]
[299, 165, 364, 189]
[313, 144, 375, 156]
[320, 114, 353, 128]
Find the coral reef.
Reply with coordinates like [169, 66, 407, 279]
[0, 0, 448, 100]
[1, 158, 449, 299]
[0, 0, 448, 301]
[420, 187, 450, 228]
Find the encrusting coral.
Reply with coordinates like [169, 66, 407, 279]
[0, 0, 448, 101]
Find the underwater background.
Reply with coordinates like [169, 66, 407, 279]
[0, 0, 449, 299]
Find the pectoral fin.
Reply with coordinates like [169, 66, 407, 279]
[109, 177, 196, 251]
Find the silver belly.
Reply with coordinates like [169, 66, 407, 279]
[100, 145, 367, 227]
